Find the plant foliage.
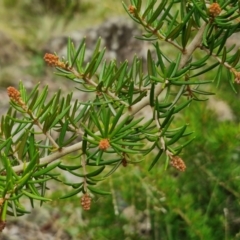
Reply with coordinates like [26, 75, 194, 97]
[0, 0, 239, 232]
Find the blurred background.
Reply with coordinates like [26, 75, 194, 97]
[1, 1, 240, 239]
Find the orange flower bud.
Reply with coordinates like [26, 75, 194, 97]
[44, 53, 66, 69]
[81, 194, 91, 211]
[170, 156, 186, 172]
[208, 3, 221, 17]
[234, 71, 240, 84]
[7, 87, 26, 107]
[128, 5, 136, 14]
[99, 139, 110, 151]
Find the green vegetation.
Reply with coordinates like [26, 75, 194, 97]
[0, 1, 240, 239]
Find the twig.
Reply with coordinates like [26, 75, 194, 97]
[179, 22, 208, 69]
[10, 23, 208, 173]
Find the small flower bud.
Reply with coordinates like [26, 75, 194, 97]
[128, 5, 136, 14]
[170, 156, 186, 172]
[44, 53, 66, 69]
[99, 139, 110, 151]
[7, 87, 26, 108]
[81, 194, 91, 211]
[234, 71, 240, 84]
[208, 3, 221, 17]
[7, 86, 20, 100]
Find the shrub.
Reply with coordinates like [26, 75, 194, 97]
[0, 0, 239, 236]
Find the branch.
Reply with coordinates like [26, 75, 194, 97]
[11, 83, 165, 173]
[70, 68, 129, 106]
[12, 141, 83, 172]
[10, 24, 208, 173]
[202, 46, 234, 71]
[179, 22, 207, 69]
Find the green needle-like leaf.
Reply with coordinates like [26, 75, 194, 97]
[33, 162, 60, 177]
[87, 186, 111, 195]
[86, 166, 105, 177]
[148, 149, 164, 171]
[59, 187, 83, 199]
[147, 0, 167, 24]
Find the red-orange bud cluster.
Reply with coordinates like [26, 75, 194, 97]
[234, 71, 240, 84]
[128, 5, 136, 14]
[81, 194, 91, 211]
[44, 53, 66, 69]
[99, 139, 110, 151]
[170, 156, 186, 172]
[208, 3, 221, 17]
[7, 87, 25, 107]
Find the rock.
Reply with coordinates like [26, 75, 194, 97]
[43, 17, 149, 64]
[208, 96, 235, 121]
[1, 206, 71, 240]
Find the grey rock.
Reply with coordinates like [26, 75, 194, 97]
[43, 17, 149, 64]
